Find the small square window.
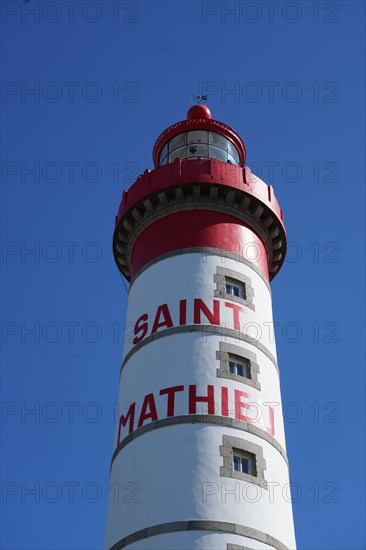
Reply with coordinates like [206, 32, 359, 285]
[209, 145, 228, 163]
[169, 146, 187, 163]
[159, 143, 169, 166]
[228, 355, 251, 379]
[214, 267, 254, 311]
[186, 143, 209, 158]
[216, 342, 260, 390]
[225, 278, 246, 300]
[209, 131, 228, 148]
[187, 130, 209, 144]
[228, 152, 239, 165]
[220, 435, 267, 488]
[169, 133, 187, 150]
[227, 140, 240, 163]
[233, 450, 256, 476]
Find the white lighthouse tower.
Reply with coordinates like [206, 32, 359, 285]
[106, 104, 296, 550]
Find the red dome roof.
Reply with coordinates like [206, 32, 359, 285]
[187, 104, 212, 120]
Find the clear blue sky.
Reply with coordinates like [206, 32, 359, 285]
[1, 1, 365, 549]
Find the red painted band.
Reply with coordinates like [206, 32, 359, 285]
[116, 160, 284, 229]
[130, 210, 269, 281]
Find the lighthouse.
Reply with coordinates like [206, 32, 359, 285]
[105, 104, 297, 550]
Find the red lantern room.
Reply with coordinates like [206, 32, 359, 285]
[113, 105, 286, 284]
[152, 103, 246, 168]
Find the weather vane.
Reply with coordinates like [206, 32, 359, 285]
[191, 94, 207, 104]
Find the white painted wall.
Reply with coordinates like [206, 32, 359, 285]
[106, 425, 295, 549]
[116, 333, 286, 449]
[105, 253, 296, 550]
[123, 254, 277, 359]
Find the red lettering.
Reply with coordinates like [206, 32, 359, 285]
[193, 299, 220, 326]
[117, 403, 136, 442]
[133, 314, 148, 345]
[151, 304, 173, 334]
[137, 393, 158, 428]
[235, 389, 251, 422]
[221, 386, 229, 417]
[224, 302, 244, 331]
[179, 299, 187, 326]
[260, 403, 275, 436]
[160, 385, 184, 416]
[189, 385, 215, 414]
[268, 405, 275, 435]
